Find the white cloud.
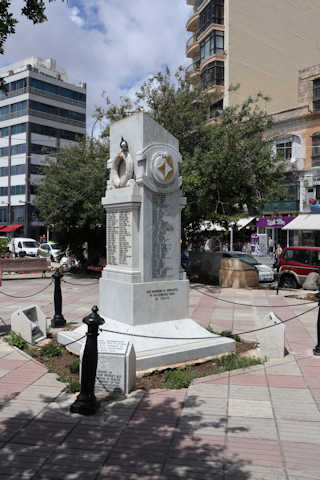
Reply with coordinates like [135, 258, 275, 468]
[0, 0, 193, 134]
[69, 6, 85, 28]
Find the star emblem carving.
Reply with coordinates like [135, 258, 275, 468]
[157, 155, 174, 182]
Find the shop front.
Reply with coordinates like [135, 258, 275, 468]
[256, 216, 295, 249]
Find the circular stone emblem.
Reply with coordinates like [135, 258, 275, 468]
[152, 152, 177, 185]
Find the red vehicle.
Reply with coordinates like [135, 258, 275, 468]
[277, 246, 320, 288]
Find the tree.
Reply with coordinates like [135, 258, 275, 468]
[34, 137, 108, 261]
[96, 69, 285, 238]
[0, 0, 61, 55]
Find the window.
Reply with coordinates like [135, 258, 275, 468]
[60, 87, 86, 103]
[276, 141, 292, 160]
[0, 127, 9, 138]
[11, 144, 26, 156]
[31, 123, 57, 137]
[30, 164, 46, 175]
[11, 185, 25, 195]
[201, 61, 224, 88]
[31, 144, 57, 155]
[200, 30, 224, 62]
[11, 164, 25, 175]
[0, 146, 9, 157]
[12, 123, 26, 135]
[11, 78, 26, 91]
[0, 105, 9, 118]
[313, 78, 320, 112]
[0, 166, 8, 176]
[312, 135, 320, 167]
[0, 207, 8, 222]
[30, 78, 58, 95]
[60, 129, 84, 141]
[199, 0, 224, 33]
[209, 99, 223, 118]
[0, 186, 8, 196]
[30, 101, 85, 124]
[11, 100, 27, 113]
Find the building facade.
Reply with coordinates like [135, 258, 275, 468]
[0, 57, 86, 238]
[265, 64, 320, 246]
[186, 0, 320, 116]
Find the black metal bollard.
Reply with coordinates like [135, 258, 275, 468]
[313, 291, 320, 356]
[70, 305, 105, 415]
[51, 268, 66, 328]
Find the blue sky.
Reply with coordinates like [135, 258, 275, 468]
[1, 0, 192, 134]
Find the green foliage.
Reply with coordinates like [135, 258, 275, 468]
[40, 342, 62, 358]
[0, 1, 61, 56]
[206, 325, 241, 342]
[70, 359, 80, 374]
[0, 237, 8, 254]
[35, 137, 109, 258]
[4, 331, 27, 350]
[164, 367, 196, 389]
[216, 353, 262, 371]
[67, 380, 80, 393]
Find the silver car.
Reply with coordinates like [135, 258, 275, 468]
[38, 242, 62, 262]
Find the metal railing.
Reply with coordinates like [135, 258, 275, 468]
[186, 59, 201, 74]
[186, 32, 200, 51]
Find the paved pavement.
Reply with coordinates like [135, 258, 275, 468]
[0, 273, 320, 479]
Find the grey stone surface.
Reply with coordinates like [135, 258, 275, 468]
[256, 311, 285, 359]
[227, 417, 278, 440]
[278, 419, 320, 444]
[229, 385, 270, 401]
[270, 388, 320, 421]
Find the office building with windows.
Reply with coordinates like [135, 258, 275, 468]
[0, 57, 86, 237]
[186, 0, 320, 117]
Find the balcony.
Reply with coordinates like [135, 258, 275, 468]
[186, 33, 200, 58]
[262, 200, 299, 214]
[186, 11, 200, 33]
[185, 59, 201, 84]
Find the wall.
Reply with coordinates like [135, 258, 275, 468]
[225, 0, 320, 113]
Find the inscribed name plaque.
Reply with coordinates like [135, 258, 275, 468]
[107, 209, 133, 266]
[80, 339, 136, 395]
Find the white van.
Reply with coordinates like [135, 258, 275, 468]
[9, 238, 39, 257]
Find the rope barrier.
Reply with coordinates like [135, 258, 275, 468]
[62, 334, 87, 347]
[195, 286, 317, 308]
[62, 278, 99, 287]
[0, 280, 53, 299]
[98, 304, 318, 340]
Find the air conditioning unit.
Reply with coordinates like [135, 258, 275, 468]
[304, 177, 313, 187]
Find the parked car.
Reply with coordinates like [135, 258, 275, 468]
[187, 251, 274, 284]
[9, 237, 39, 257]
[276, 246, 320, 289]
[38, 242, 62, 262]
[223, 252, 274, 283]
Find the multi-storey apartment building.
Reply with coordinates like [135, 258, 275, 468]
[186, 0, 320, 116]
[0, 57, 86, 238]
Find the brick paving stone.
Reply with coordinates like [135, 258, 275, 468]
[187, 383, 229, 397]
[228, 374, 268, 387]
[11, 419, 74, 446]
[225, 465, 287, 480]
[270, 388, 320, 421]
[16, 385, 65, 403]
[227, 417, 278, 440]
[62, 424, 122, 450]
[229, 385, 270, 401]
[287, 470, 320, 480]
[0, 382, 25, 403]
[182, 396, 227, 416]
[265, 361, 302, 376]
[0, 400, 46, 418]
[226, 437, 283, 468]
[277, 419, 320, 444]
[0, 369, 9, 378]
[0, 418, 28, 442]
[282, 441, 320, 472]
[177, 414, 227, 436]
[267, 375, 306, 388]
[228, 399, 273, 418]
[163, 460, 224, 480]
[0, 359, 26, 370]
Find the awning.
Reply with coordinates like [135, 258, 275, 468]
[200, 217, 255, 232]
[0, 225, 5, 230]
[282, 215, 320, 230]
[0, 224, 23, 232]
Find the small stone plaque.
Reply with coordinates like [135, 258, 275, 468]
[11, 305, 47, 345]
[80, 340, 136, 395]
[257, 311, 285, 359]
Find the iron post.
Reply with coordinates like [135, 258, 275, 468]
[313, 291, 320, 356]
[70, 305, 105, 415]
[51, 268, 66, 328]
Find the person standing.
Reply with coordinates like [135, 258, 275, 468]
[268, 237, 274, 255]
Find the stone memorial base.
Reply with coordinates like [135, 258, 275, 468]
[58, 317, 235, 371]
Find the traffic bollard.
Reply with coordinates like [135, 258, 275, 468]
[70, 305, 105, 415]
[51, 268, 66, 328]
